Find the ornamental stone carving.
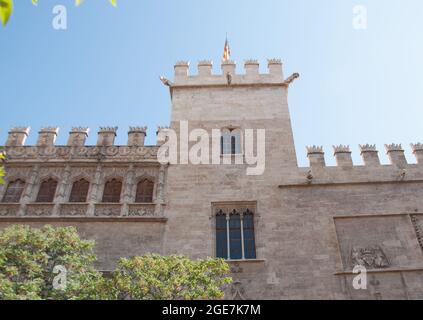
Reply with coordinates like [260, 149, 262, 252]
[5, 146, 160, 162]
[94, 204, 122, 217]
[59, 204, 88, 217]
[25, 204, 54, 217]
[0, 204, 19, 217]
[350, 246, 390, 269]
[127, 204, 156, 217]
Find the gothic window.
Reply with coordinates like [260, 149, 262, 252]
[36, 179, 58, 203]
[221, 128, 241, 155]
[135, 179, 154, 203]
[215, 206, 257, 260]
[69, 179, 90, 203]
[2, 179, 25, 203]
[102, 179, 122, 203]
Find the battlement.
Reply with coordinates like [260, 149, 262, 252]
[171, 59, 299, 86]
[306, 143, 422, 168]
[4, 126, 163, 148]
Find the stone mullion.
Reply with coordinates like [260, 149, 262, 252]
[240, 212, 245, 259]
[20, 164, 39, 216]
[226, 213, 231, 260]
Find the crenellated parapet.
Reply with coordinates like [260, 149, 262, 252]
[128, 127, 147, 147]
[3, 126, 163, 163]
[306, 146, 325, 167]
[305, 143, 422, 168]
[333, 145, 353, 167]
[385, 144, 407, 168]
[37, 127, 59, 147]
[411, 143, 423, 164]
[68, 127, 89, 147]
[156, 126, 171, 146]
[170, 59, 297, 87]
[359, 144, 380, 166]
[6, 127, 31, 147]
[97, 127, 118, 146]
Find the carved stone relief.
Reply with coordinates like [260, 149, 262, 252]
[230, 281, 247, 300]
[350, 245, 390, 269]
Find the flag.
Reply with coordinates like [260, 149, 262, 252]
[223, 37, 231, 62]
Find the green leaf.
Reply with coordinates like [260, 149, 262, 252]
[0, 0, 13, 26]
[31, 0, 38, 6]
[109, 0, 117, 7]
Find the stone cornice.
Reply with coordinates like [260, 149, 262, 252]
[4, 145, 160, 163]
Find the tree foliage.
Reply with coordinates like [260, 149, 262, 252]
[109, 255, 232, 300]
[0, 148, 6, 185]
[0, 225, 232, 300]
[0, 151, 5, 185]
[1, 0, 117, 26]
[0, 225, 107, 300]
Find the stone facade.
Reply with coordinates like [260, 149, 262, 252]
[2, 59, 423, 299]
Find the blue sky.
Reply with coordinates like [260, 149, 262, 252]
[1, 0, 422, 166]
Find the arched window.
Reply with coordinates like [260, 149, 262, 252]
[135, 179, 154, 203]
[221, 128, 241, 155]
[36, 179, 58, 203]
[102, 179, 122, 203]
[69, 179, 90, 203]
[215, 205, 256, 260]
[2, 179, 25, 203]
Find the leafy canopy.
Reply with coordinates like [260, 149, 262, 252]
[1, 0, 117, 26]
[0, 225, 107, 300]
[0, 151, 4, 185]
[0, 225, 232, 300]
[109, 254, 232, 300]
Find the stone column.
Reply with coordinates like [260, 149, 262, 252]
[20, 164, 40, 216]
[155, 164, 167, 216]
[53, 165, 71, 216]
[122, 164, 135, 216]
[88, 164, 102, 216]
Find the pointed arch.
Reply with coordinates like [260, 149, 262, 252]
[36, 178, 58, 203]
[135, 178, 155, 203]
[102, 178, 122, 203]
[2, 179, 25, 203]
[69, 179, 90, 203]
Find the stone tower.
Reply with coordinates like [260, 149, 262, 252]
[162, 59, 300, 278]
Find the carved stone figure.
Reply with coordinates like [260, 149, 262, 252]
[351, 246, 390, 269]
